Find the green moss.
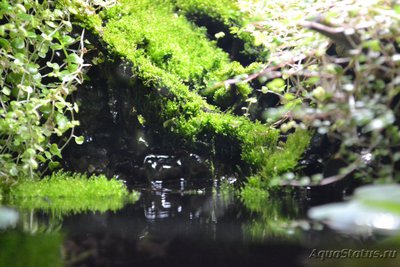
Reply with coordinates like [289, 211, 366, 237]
[241, 128, 311, 192]
[101, 0, 255, 105]
[9, 172, 139, 215]
[0, 232, 63, 267]
[173, 0, 242, 25]
[240, 176, 270, 212]
[172, 0, 268, 62]
[72, 0, 310, 189]
[86, 0, 281, 168]
[103, 0, 227, 85]
[262, 128, 311, 178]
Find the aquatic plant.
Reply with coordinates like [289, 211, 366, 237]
[9, 171, 139, 215]
[173, 0, 267, 62]
[241, 128, 311, 193]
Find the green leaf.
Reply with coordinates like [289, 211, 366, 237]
[17, 13, 33, 21]
[66, 53, 81, 64]
[266, 78, 286, 93]
[261, 86, 268, 94]
[11, 38, 25, 50]
[74, 135, 84, 145]
[44, 151, 52, 159]
[283, 93, 295, 101]
[9, 166, 18, 176]
[26, 63, 39, 74]
[49, 161, 60, 170]
[312, 86, 326, 101]
[23, 148, 36, 158]
[46, 62, 60, 70]
[363, 40, 381, 52]
[55, 113, 69, 130]
[60, 35, 75, 45]
[27, 31, 37, 39]
[1, 87, 11, 96]
[0, 37, 10, 50]
[55, 102, 65, 110]
[45, 21, 57, 28]
[37, 154, 47, 163]
[49, 143, 62, 158]
[395, 5, 400, 14]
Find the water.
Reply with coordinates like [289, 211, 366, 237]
[2, 177, 399, 267]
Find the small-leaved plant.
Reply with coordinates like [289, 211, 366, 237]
[238, 0, 400, 184]
[0, 0, 114, 184]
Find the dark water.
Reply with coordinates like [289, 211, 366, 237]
[2, 176, 399, 267]
[61, 181, 306, 267]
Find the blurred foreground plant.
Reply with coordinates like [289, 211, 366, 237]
[238, 0, 400, 184]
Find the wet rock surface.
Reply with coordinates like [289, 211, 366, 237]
[62, 60, 213, 186]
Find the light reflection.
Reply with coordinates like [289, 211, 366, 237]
[372, 213, 400, 230]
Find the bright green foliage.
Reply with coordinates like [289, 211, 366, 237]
[240, 0, 400, 183]
[102, 0, 254, 105]
[241, 129, 311, 193]
[173, 0, 267, 62]
[259, 128, 311, 179]
[0, 0, 116, 184]
[0, 0, 88, 182]
[0, 232, 63, 267]
[168, 111, 279, 165]
[173, 0, 242, 25]
[9, 171, 139, 214]
[96, 0, 282, 167]
[240, 176, 269, 212]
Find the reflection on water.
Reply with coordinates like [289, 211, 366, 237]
[0, 231, 63, 267]
[1, 178, 399, 267]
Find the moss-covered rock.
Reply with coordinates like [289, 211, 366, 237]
[70, 0, 310, 185]
[173, 0, 243, 26]
[100, 0, 257, 107]
[172, 0, 268, 64]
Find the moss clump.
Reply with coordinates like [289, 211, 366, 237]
[241, 129, 311, 193]
[172, 111, 279, 165]
[172, 0, 267, 61]
[76, 0, 310, 188]
[101, 0, 254, 106]
[9, 172, 139, 214]
[95, 0, 281, 166]
[173, 0, 243, 25]
[260, 128, 311, 179]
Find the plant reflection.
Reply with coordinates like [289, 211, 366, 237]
[241, 189, 306, 242]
